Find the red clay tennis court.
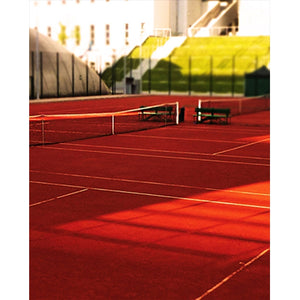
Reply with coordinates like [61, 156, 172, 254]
[30, 95, 270, 300]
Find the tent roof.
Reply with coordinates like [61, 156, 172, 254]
[246, 65, 270, 77]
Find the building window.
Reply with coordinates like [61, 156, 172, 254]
[75, 25, 80, 46]
[125, 23, 129, 45]
[105, 24, 110, 45]
[47, 26, 51, 38]
[90, 61, 95, 71]
[90, 25, 95, 46]
[141, 22, 145, 36]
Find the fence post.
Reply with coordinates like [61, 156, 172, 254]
[255, 55, 258, 96]
[31, 51, 35, 99]
[99, 71, 102, 95]
[188, 56, 192, 96]
[56, 52, 59, 97]
[209, 56, 213, 96]
[168, 55, 171, 95]
[123, 55, 127, 94]
[130, 56, 132, 78]
[35, 30, 40, 99]
[40, 52, 43, 98]
[232, 55, 235, 97]
[72, 54, 75, 96]
[86, 63, 89, 96]
[111, 63, 115, 95]
[148, 56, 151, 94]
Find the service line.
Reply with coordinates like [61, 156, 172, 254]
[212, 137, 270, 156]
[30, 169, 270, 197]
[30, 188, 88, 207]
[30, 180, 270, 210]
[42, 146, 270, 167]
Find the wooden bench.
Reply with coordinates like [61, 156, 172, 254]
[139, 105, 175, 122]
[194, 107, 231, 124]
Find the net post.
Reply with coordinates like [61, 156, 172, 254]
[112, 115, 115, 135]
[198, 99, 202, 122]
[176, 102, 179, 125]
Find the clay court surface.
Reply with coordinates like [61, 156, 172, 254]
[30, 95, 270, 299]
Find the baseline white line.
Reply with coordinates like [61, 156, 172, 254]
[30, 180, 270, 209]
[212, 138, 270, 156]
[125, 134, 244, 144]
[65, 143, 270, 161]
[30, 169, 270, 197]
[194, 248, 270, 300]
[170, 126, 270, 134]
[30, 188, 88, 207]
[43, 146, 270, 167]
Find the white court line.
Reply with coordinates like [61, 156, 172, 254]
[194, 248, 270, 300]
[43, 146, 270, 167]
[30, 169, 270, 197]
[212, 138, 270, 156]
[125, 134, 244, 144]
[65, 143, 270, 161]
[171, 126, 270, 134]
[30, 180, 270, 210]
[30, 188, 88, 207]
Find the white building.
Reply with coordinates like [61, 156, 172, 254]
[30, 0, 155, 72]
[238, 0, 270, 36]
[29, 0, 269, 72]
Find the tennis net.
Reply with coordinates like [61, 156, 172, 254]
[198, 95, 270, 116]
[30, 102, 179, 146]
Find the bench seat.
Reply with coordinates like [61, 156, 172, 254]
[194, 107, 231, 124]
[139, 106, 175, 121]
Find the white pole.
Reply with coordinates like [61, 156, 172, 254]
[112, 115, 115, 135]
[198, 99, 202, 122]
[176, 102, 179, 125]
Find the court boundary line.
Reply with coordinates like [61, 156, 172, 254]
[172, 125, 270, 133]
[194, 247, 270, 300]
[30, 169, 270, 197]
[30, 180, 270, 209]
[212, 138, 270, 156]
[125, 134, 245, 144]
[29, 188, 88, 207]
[65, 143, 270, 161]
[41, 146, 270, 167]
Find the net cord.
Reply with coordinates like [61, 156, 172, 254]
[198, 95, 267, 105]
[29, 102, 179, 120]
[198, 95, 269, 116]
